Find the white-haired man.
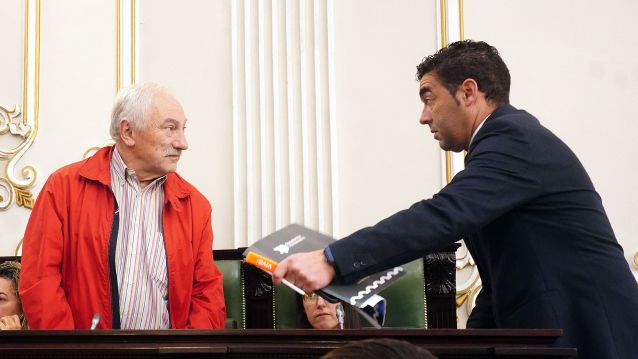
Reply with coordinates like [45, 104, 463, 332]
[20, 83, 226, 329]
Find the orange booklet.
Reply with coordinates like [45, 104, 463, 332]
[244, 251, 278, 272]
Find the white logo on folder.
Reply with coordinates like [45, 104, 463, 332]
[272, 234, 306, 254]
[273, 244, 289, 254]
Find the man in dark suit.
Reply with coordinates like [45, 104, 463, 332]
[273, 40, 638, 358]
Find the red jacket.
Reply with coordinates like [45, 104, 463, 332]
[19, 146, 226, 329]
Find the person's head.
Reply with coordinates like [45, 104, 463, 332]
[416, 40, 510, 152]
[0, 261, 22, 319]
[302, 292, 340, 329]
[320, 338, 437, 359]
[110, 83, 188, 181]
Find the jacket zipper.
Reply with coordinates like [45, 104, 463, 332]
[107, 193, 122, 329]
[162, 202, 171, 328]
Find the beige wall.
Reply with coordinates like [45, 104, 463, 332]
[0, 0, 440, 253]
[0, 1, 23, 105]
[332, 0, 439, 237]
[1, 0, 116, 254]
[463, 0, 638, 277]
[452, 0, 638, 327]
[0, 0, 27, 255]
[137, 0, 235, 249]
[1, 1, 636, 329]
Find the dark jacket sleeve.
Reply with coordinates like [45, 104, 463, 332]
[329, 117, 542, 283]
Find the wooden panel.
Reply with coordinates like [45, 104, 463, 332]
[0, 329, 575, 358]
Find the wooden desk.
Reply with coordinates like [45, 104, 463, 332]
[0, 329, 576, 358]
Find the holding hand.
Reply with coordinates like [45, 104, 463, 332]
[272, 249, 336, 294]
[0, 314, 22, 330]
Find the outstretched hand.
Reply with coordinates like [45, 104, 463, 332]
[272, 249, 336, 294]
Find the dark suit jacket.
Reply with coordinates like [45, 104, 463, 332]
[329, 104, 638, 359]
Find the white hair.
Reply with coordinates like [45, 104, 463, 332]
[109, 82, 170, 140]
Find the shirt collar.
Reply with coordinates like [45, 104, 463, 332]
[110, 146, 166, 188]
[110, 146, 127, 183]
[469, 113, 491, 147]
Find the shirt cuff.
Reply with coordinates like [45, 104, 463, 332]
[323, 246, 336, 267]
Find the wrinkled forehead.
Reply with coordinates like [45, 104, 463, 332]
[419, 71, 444, 97]
[149, 92, 187, 123]
[419, 71, 443, 87]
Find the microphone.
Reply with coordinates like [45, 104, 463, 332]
[90, 313, 101, 330]
[358, 294, 386, 328]
[336, 303, 345, 329]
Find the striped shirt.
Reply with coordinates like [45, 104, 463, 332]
[110, 147, 170, 329]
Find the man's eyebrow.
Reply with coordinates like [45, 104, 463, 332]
[162, 118, 186, 126]
[419, 86, 431, 98]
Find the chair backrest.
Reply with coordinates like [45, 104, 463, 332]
[272, 283, 309, 329]
[373, 258, 427, 328]
[271, 258, 427, 329]
[216, 259, 244, 329]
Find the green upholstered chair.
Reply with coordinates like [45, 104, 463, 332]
[373, 258, 427, 328]
[271, 258, 427, 329]
[216, 259, 245, 329]
[272, 283, 309, 328]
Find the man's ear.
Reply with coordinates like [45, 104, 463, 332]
[459, 78, 480, 106]
[119, 119, 135, 146]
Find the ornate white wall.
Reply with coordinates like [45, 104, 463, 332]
[0, 0, 439, 252]
[1, 0, 636, 328]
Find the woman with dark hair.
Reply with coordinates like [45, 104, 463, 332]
[0, 261, 27, 330]
[299, 293, 359, 329]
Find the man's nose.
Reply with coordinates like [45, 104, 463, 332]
[174, 132, 189, 150]
[419, 106, 432, 125]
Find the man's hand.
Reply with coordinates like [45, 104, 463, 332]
[272, 249, 336, 294]
[0, 314, 22, 330]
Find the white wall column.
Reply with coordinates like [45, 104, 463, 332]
[232, 0, 336, 247]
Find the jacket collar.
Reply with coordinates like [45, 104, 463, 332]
[78, 145, 190, 208]
[467, 103, 517, 154]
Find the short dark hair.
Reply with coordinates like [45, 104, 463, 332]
[320, 338, 437, 359]
[416, 40, 510, 106]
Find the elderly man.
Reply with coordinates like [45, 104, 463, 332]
[20, 83, 226, 329]
[272, 41, 638, 358]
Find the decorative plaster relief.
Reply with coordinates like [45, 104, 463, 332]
[455, 242, 481, 314]
[0, 0, 40, 211]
